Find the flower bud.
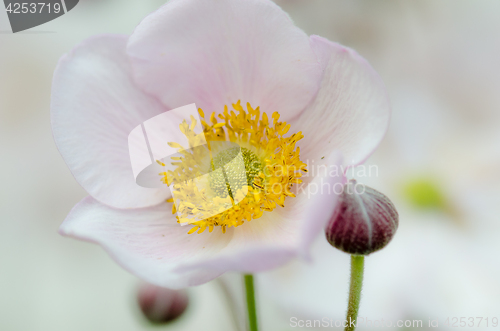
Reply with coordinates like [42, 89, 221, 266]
[137, 283, 189, 324]
[325, 180, 398, 255]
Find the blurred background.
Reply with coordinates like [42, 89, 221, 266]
[1, 1, 499, 330]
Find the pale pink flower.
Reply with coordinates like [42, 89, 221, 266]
[52, 0, 389, 289]
[260, 89, 500, 330]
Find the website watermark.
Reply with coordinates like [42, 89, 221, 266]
[290, 316, 500, 328]
[290, 317, 423, 329]
[127, 104, 383, 223]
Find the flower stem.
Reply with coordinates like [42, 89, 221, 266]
[345, 255, 364, 331]
[244, 274, 258, 331]
[216, 278, 243, 331]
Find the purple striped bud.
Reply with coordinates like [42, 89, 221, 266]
[137, 283, 189, 324]
[325, 180, 399, 255]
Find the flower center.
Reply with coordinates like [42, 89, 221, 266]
[161, 101, 307, 234]
[209, 147, 263, 200]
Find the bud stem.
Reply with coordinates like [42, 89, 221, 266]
[345, 255, 364, 331]
[244, 274, 259, 331]
[216, 278, 243, 331]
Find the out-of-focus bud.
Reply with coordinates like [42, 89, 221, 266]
[325, 179, 399, 255]
[137, 283, 189, 324]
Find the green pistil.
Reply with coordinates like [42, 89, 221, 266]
[209, 147, 263, 199]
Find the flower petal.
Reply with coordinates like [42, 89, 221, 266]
[295, 36, 391, 167]
[127, 0, 322, 120]
[176, 151, 344, 273]
[60, 196, 234, 289]
[62, 152, 342, 286]
[51, 35, 170, 208]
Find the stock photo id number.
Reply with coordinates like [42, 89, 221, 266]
[2, 0, 79, 32]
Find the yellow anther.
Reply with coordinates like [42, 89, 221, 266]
[163, 101, 306, 235]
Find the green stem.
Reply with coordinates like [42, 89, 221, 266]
[345, 255, 365, 331]
[244, 274, 258, 331]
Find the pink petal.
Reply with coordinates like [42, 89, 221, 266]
[51, 35, 170, 208]
[60, 197, 233, 289]
[127, 0, 322, 120]
[295, 36, 391, 167]
[176, 151, 344, 273]
[62, 152, 343, 286]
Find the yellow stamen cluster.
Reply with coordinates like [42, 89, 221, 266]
[161, 101, 307, 234]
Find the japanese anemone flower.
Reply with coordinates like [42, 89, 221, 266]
[52, 0, 390, 289]
[260, 90, 500, 327]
